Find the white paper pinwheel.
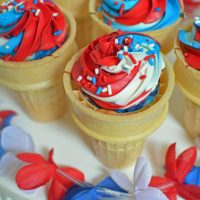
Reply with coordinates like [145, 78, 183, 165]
[111, 157, 168, 200]
[0, 125, 34, 176]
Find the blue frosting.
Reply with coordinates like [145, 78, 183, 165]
[184, 166, 200, 186]
[63, 177, 127, 200]
[101, 0, 181, 32]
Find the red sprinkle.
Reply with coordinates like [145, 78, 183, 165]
[140, 75, 147, 80]
[144, 54, 155, 61]
[119, 4, 125, 15]
[128, 54, 137, 64]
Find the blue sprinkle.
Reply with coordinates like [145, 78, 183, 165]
[31, 9, 36, 13]
[148, 58, 154, 66]
[117, 54, 123, 60]
[53, 30, 62, 36]
[155, 7, 161, 12]
[92, 77, 96, 85]
[12, 1, 18, 5]
[34, 0, 38, 4]
[19, 4, 25, 9]
[96, 87, 103, 95]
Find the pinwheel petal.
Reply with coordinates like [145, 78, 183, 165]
[110, 171, 133, 192]
[48, 177, 67, 200]
[16, 163, 56, 190]
[136, 187, 168, 200]
[57, 167, 85, 188]
[176, 146, 197, 183]
[177, 184, 200, 200]
[17, 152, 47, 164]
[1, 125, 34, 152]
[134, 157, 152, 190]
[0, 152, 22, 176]
[165, 143, 176, 179]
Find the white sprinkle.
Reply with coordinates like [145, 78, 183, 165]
[95, 68, 99, 75]
[5, 45, 10, 49]
[102, 88, 108, 93]
[107, 85, 112, 95]
[123, 46, 128, 52]
[149, 43, 155, 49]
[115, 38, 118, 44]
[35, 9, 41, 16]
[123, 64, 131, 70]
[53, 12, 58, 17]
[77, 76, 82, 82]
[135, 44, 140, 50]
[40, 0, 44, 2]
[8, 5, 13, 10]
[87, 76, 92, 81]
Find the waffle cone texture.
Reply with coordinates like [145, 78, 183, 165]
[0, 7, 77, 122]
[174, 23, 200, 138]
[63, 50, 174, 168]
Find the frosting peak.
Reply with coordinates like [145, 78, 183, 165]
[0, 0, 67, 61]
[72, 31, 165, 112]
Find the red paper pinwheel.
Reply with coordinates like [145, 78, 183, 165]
[150, 143, 200, 200]
[16, 149, 85, 200]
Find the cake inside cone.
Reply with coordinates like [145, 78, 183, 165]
[98, 0, 182, 32]
[71, 31, 166, 113]
[179, 16, 200, 70]
[0, 0, 67, 62]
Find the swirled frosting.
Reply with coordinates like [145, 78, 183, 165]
[72, 31, 165, 112]
[99, 0, 182, 32]
[179, 17, 200, 70]
[0, 0, 67, 61]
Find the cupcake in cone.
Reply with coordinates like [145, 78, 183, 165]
[64, 31, 174, 168]
[174, 17, 200, 139]
[0, 0, 77, 122]
[89, 0, 184, 54]
[55, 0, 92, 49]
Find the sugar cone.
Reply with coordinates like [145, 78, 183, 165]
[174, 23, 200, 138]
[0, 8, 77, 122]
[63, 51, 174, 169]
[55, 0, 92, 49]
[89, 0, 184, 54]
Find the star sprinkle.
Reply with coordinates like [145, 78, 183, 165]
[16, 149, 85, 200]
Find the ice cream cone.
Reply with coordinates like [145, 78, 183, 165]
[89, 0, 184, 54]
[174, 23, 200, 138]
[55, 0, 92, 49]
[63, 51, 174, 169]
[0, 7, 77, 122]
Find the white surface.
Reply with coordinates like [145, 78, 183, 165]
[0, 53, 197, 200]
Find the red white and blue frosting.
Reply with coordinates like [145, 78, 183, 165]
[99, 0, 182, 32]
[179, 17, 200, 70]
[0, 0, 67, 61]
[72, 31, 165, 113]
